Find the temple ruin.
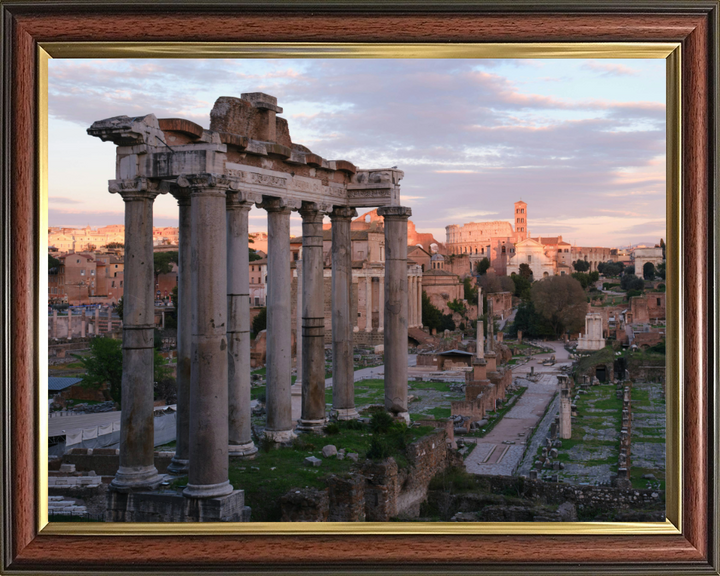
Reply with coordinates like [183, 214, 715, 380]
[88, 92, 413, 521]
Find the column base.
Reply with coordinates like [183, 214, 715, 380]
[264, 429, 296, 444]
[107, 488, 250, 522]
[228, 441, 258, 458]
[395, 411, 411, 425]
[290, 382, 303, 397]
[183, 479, 234, 499]
[295, 418, 326, 433]
[166, 456, 189, 476]
[332, 407, 359, 421]
[110, 465, 163, 493]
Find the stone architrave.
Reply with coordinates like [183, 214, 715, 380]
[168, 187, 191, 475]
[226, 191, 258, 458]
[183, 174, 233, 499]
[259, 196, 297, 442]
[378, 206, 411, 422]
[109, 177, 163, 492]
[330, 206, 358, 420]
[297, 203, 328, 432]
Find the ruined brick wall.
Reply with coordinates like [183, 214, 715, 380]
[631, 292, 666, 324]
[327, 474, 366, 521]
[280, 487, 329, 522]
[488, 292, 513, 319]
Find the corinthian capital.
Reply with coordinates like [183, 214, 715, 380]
[377, 206, 412, 220]
[108, 178, 165, 201]
[329, 206, 358, 221]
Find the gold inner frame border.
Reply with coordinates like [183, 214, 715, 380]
[36, 41, 682, 537]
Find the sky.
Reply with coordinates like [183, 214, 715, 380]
[48, 58, 666, 247]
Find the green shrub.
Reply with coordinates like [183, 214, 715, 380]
[370, 411, 394, 434]
[323, 423, 340, 435]
[339, 419, 366, 431]
[366, 437, 392, 460]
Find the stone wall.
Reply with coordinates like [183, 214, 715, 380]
[630, 292, 666, 324]
[427, 474, 664, 521]
[61, 448, 174, 476]
[279, 429, 458, 521]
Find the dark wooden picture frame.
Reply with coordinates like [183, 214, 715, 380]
[1, 1, 717, 573]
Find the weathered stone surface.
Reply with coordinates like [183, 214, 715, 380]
[305, 456, 322, 467]
[280, 487, 329, 522]
[322, 445, 338, 458]
[327, 474, 366, 521]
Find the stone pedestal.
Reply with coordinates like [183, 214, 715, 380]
[109, 178, 162, 492]
[106, 488, 250, 522]
[260, 196, 295, 442]
[226, 193, 257, 458]
[297, 204, 327, 432]
[378, 206, 411, 421]
[330, 206, 358, 420]
[168, 189, 191, 475]
[184, 175, 232, 499]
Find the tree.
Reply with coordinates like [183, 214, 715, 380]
[573, 259, 591, 272]
[510, 300, 556, 339]
[252, 307, 267, 335]
[510, 273, 532, 300]
[620, 274, 644, 291]
[659, 238, 665, 259]
[589, 271, 600, 283]
[249, 248, 263, 262]
[447, 299, 465, 314]
[463, 276, 478, 303]
[599, 260, 624, 277]
[477, 273, 515, 295]
[475, 257, 490, 275]
[153, 251, 178, 279]
[624, 265, 635, 276]
[77, 337, 123, 403]
[531, 275, 587, 337]
[656, 261, 666, 280]
[104, 242, 124, 250]
[643, 262, 656, 280]
[115, 297, 124, 320]
[518, 263, 533, 280]
[571, 272, 590, 290]
[48, 254, 61, 271]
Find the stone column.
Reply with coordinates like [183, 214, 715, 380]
[365, 275, 373, 332]
[476, 287, 484, 360]
[109, 178, 162, 492]
[330, 206, 358, 420]
[378, 276, 385, 332]
[94, 308, 99, 336]
[417, 276, 422, 328]
[297, 203, 327, 432]
[168, 189, 191, 475]
[293, 258, 303, 392]
[378, 206, 411, 422]
[259, 196, 295, 442]
[226, 193, 257, 458]
[67, 308, 72, 339]
[52, 309, 57, 338]
[183, 174, 233, 499]
[81, 310, 86, 338]
[108, 307, 113, 331]
[411, 276, 418, 327]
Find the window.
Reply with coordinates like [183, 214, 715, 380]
[111, 281, 115, 288]
[657, 298, 661, 306]
[91, 270, 95, 276]
[527, 255, 532, 263]
[80, 269, 85, 276]
[502, 246, 506, 253]
[120, 281, 123, 287]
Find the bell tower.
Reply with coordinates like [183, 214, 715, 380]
[514, 200, 528, 241]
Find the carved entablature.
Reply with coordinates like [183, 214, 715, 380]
[89, 94, 406, 211]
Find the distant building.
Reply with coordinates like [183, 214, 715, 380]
[633, 247, 664, 277]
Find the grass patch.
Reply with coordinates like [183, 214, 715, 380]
[231, 422, 435, 521]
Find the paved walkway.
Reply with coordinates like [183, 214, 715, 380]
[464, 340, 570, 477]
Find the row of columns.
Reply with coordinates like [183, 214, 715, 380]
[363, 275, 385, 333]
[110, 174, 412, 498]
[50, 308, 117, 339]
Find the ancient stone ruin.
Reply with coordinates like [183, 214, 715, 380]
[88, 92, 413, 521]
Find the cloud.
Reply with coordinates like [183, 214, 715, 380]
[583, 61, 640, 77]
[49, 196, 81, 204]
[48, 58, 666, 246]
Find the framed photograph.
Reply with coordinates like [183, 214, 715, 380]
[1, 1, 717, 573]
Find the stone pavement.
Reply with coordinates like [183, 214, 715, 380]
[464, 341, 569, 477]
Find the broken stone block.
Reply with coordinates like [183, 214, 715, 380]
[549, 448, 558, 458]
[321, 445, 337, 458]
[59, 463, 76, 473]
[304, 456, 322, 467]
[347, 453, 359, 462]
